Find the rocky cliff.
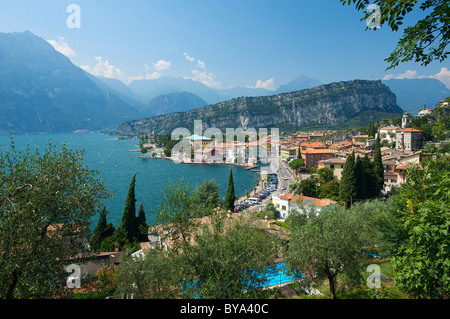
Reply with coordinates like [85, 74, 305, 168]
[112, 80, 403, 135]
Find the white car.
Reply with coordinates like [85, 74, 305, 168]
[284, 176, 288, 180]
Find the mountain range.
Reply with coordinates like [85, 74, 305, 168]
[0, 30, 448, 135]
[113, 80, 404, 135]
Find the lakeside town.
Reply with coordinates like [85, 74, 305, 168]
[2, 98, 449, 300]
[38, 97, 444, 299]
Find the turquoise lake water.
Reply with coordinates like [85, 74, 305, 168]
[0, 133, 259, 227]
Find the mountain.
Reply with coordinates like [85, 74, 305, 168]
[113, 80, 403, 135]
[93, 76, 146, 108]
[128, 76, 227, 105]
[126, 75, 322, 105]
[141, 92, 207, 117]
[382, 78, 450, 115]
[275, 75, 322, 94]
[0, 31, 141, 134]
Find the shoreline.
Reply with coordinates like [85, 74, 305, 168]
[136, 154, 266, 208]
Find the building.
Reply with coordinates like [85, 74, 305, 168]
[396, 128, 422, 151]
[299, 141, 327, 151]
[377, 126, 399, 144]
[317, 158, 347, 180]
[401, 112, 412, 128]
[302, 149, 334, 167]
[280, 146, 298, 160]
[272, 193, 337, 219]
[418, 105, 433, 117]
[437, 99, 449, 108]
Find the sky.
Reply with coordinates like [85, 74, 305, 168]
[1, 0, 449, 90]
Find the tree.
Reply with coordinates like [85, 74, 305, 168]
[299, 176, 319, 198]
[319, 180, 340, 201]
[135, 203, 148, 242]
[192, 179, 221, 216]
[0, 138, 112, 298]
[362, 154, 379, 198]
[223, 169, 236, 211]
[122, 179, 281, 299]
[355, 155, 367, 200]
[342, 0, 450, 69]
[373, 136, 384, 193]
[90, 207, 116, 252]
[390, 157, 450, 298]
[284, 204, 375, 299]
[317, 167, 334, 184]
[289, 158, 305, 171]
[339, 151, 357, 206]
[115, 174, 137, 245]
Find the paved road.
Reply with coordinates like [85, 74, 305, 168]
[235, 158, 297, 213]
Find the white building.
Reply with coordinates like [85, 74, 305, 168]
[272, 193, 337, 219]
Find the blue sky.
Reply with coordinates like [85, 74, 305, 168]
[1, 0, 449, 89]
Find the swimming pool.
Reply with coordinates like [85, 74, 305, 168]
[261, 262, 303, 287]
[183, 262, 303, 298]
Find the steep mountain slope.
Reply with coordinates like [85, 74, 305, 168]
[0, 31, 141, 134]
[141, 92, 207, 117]
[113, 80, 403, 135]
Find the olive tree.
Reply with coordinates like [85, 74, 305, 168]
[0, 138, 112, 299]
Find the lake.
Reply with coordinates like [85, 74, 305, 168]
[0, 133, 259, 227]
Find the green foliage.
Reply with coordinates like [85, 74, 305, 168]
[339, 151, 357, 206]
[192, 179, 221, 216]
[284, 204, 377, 299]
[116, 180, 282, 299]
[362, 154, 379, 198]
[135, 203, 148, 242]
[317, 167, 334, 183]
[319, 180, 340, 201]
[289, 158, 305, 171]
[342, 0, 450, 69]
[223, 169, 236, 211]
[90, 207, 116, 252]
[115, 174, 137, 245]
[355, 156, 367, 200]
[0, 137, 112, 298]
[373, 136, 384, 192]
[390, 157, 450, 298]
[257, 203, 277, 220]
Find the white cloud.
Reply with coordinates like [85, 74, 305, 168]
[383, 70, 418, 80]
[81, 58, 168, 84]
[384, 67, 450, 89]
[183, 52, 195, 62]
[189, 69, 221, 88]
[430, 67, 450, 88]
[196, 59, 206, 70]
[47, 36, 76, 58]
[80, 56, 127, 82]
[247, 78, 275, 91]
[152, 59, 171, 71]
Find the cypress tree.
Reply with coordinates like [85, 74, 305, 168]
[224, 168, 236, 211]
[373, 136, 384, 194]
[362, 154, 378, 198]
[355, 155, 367, 200]
[90, 207, 115, 252]
[135, 203, 148, 242]
[117, 174, 137, 243]
[297, 147, 302, 159]
[339, 151, 357, 207]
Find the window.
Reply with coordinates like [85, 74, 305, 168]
[282, 205, 287, 211]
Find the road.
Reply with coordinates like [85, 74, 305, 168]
[276, 158, 295, 196]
